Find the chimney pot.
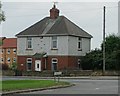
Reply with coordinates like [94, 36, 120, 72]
[50, 4, 59, 19]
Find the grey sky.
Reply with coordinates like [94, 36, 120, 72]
[1, 2, 118, 49]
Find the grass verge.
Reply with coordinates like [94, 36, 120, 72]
[2, 80, 70, 92]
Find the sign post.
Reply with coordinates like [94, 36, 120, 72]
[54, 71, 62, 82]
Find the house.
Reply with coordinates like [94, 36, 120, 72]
[16, 4, 93, 71]
[0, 38, 17, 66]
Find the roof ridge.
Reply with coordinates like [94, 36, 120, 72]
[41, 19, 56, 35]
[46, 16, 63, 35]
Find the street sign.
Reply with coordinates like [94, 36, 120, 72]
[54, 72, 62, 76]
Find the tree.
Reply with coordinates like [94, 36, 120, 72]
[0, 1, 5, 23]
[101, 34, 120, 54]
[101, 34, 120, 70]
[81, 34, 120, 70]
[81, 48, 103, 70]
[10, 62, 17, 71]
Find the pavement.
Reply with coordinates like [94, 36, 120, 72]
[2, 76, 119, 80]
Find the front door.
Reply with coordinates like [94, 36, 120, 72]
[35, 60, 41, 71]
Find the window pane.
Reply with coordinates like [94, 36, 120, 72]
[78, 42, 81, 49]
[53, 41, 57, 48]
[1, 49, 3, 54]
[37, 64, 39, 68]
[28, 41, 32, 48]
[27, 63, 32, 70]
[8, 49, 10, 54]
[13, 49, 16, 54]
[27, 37, 32, 49]
[27, 58, 32, 71]
[52, 36, 57, 49]
[13, 57, 16, 62]
[78, 37, 82, 49]
[7, 58, 10, 63]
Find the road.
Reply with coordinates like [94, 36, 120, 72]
[2, 76, 118, 95]
[21, 79, 118, 94]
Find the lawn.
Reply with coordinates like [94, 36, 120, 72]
[2, 80, 70, 92]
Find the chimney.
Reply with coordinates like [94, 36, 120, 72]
[50, 4, 59, 19]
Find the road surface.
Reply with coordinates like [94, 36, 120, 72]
[22, 79, 118, 94]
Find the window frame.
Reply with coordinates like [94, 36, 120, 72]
[78, 37, 82, 51]
[1, 57, 4, 63]
[52, 58, 58, 71]
[26, 58, 32, 71]
[7, 49, 10, 54]
[51, 36, 58, 49]
[1, 49, 4, 54]
[27, 37, 32, 49]
[13, 57, 16, 63]
[7, 57, 10, 63]
[13, 49, 16, 54]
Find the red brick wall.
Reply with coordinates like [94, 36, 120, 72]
[17, 55, 81, 71]
[47, 56, 80, 70]
[47, 56, 69, 70]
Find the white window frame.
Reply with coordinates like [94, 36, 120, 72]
[1, 49, 4, 54]
[51, 36, 58, 49]
[26, 58, 32, 71]
[27, 37, 32, 49]
[78, 37, 82, 50]
[13, 49, 16, 54]
[7, 57, 10, 63]
[0, 57, 4, 63]
[52, 58, 58, 71]
[13, 57, 16, 62]
[7, 49, 10, 54]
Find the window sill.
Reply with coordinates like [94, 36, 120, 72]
[78, 49, 82, 51]
[51, 48, 58, 50]
[26, 49, 33, 50]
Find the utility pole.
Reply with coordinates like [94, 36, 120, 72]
[103, 6, 106, 75]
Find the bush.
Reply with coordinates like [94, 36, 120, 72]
[9, 62, 17, 71]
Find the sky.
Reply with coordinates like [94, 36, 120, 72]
[0, 1, 119, 49]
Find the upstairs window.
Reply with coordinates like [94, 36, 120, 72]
[51, 36, 57, 49]
[27, 37, 32, 49]
[7, 49, 10, 54]
[1, 49, 4, 54]
[78, 37, 82, 50]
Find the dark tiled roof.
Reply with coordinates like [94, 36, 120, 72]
[16, 16, 92, 38]
[33, 52, 47, 58]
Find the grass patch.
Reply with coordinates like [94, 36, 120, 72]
[2, 80, 70, 92]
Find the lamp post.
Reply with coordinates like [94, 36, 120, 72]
[103, 6, 106, 75]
